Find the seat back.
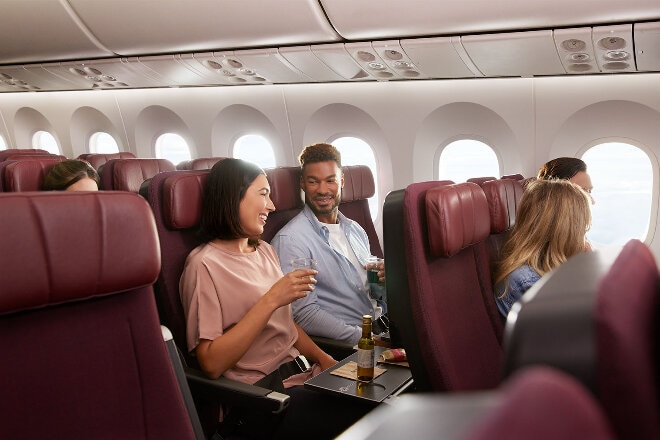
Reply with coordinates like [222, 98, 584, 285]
[503, 239, 660, 440]
[141, 170, 209, 359]
[385, 181, 502, 391]
[464, 367, 615, 440]
[480, 178, 524, 342]
[101, 158, 176, 192]
[340, 165, 383, 257]
[0, 148, 49, 162]
[594, 240, 660, 440]
[2, 157, 64, 191]
[500, 173, 524, 181]
[190, 157, 227, 170]
[0, 191, 195, 439]
[78, 152, 136, 170]
[262, 166, 304, 242]
[467, 176, 497, 187]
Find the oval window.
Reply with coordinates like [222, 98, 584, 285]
[155, 133, 191, 165]
[438, 139, 499, 182]
[583, 142, 653, 247]
[233, 134, 276, 169]
[90, 132, 119, 154]
[32, 131, 60, 154]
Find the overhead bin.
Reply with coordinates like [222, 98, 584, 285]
[319, 0, 660, 40]
[400, 37, 482, 78]
[67, 0, 341, 56]
[635, 22, 660, 72]
[461, 30, 565, 77]
[0, 0, 113, 64]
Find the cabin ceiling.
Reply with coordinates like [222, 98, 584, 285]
[1, 0, 660, 92]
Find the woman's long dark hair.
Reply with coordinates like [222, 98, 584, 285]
[199, 158, 264, 246]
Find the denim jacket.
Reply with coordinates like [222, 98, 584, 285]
[494, 265, 540, 318]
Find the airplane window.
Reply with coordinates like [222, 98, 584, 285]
[89, 132, 119, 154]
[233, 134, 276, 169]
[32, 131, 60, 154]
[438, 139, 499, 183]
[155, 132, 191, 166]
[0, 134, 6, 149]
[332, 136, 379, 221]
[583, 142, 653, 248]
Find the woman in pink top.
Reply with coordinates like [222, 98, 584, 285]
[180, 158, 371, 439]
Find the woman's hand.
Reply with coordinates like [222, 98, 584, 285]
[265, 269, 317, 308]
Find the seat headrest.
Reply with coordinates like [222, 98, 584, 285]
[342, 165, 375, 202]
[111, 158, 176, 192]
[265, 166, 303, 211]
[482, 179, 524, 233]
[0, 192, 160, 314]
[0, 149, 49, 162]
[191, 157, 226, 170]
[81, 152, 136, 170]
[501, 173, 525, 181]
[425, 182, 490, 257]
[467, 176, 497, 187]
[163, 172, 207, 229]
[4, 158, 64, 191]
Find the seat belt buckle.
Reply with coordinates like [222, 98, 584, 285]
[295, 355, 311, 373]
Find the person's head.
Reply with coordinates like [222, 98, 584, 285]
[298, 142, 344, 223]
[199, 158, 274, 246]
[537, 157, 594, 203]
[42, 159, 99, 191]
[495, 179, 592, 285]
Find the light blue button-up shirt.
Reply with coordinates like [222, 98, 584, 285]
[271, 205, 383, 344]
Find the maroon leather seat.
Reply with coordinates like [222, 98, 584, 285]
[140, 170, 209, 358]
[338, 366, 615, 440]
[594, 240, 660, 440]
[140, 169, 291, 436]
[504, 239, 660, 440]
[384, 181, 502, 392]
[0, 191, 196, 439]
[77, 152, 136, 170]
[340, 165, 383, 257]
[100, 158, 175, 192]
[0, 148, 49, 162]
[464, 367, 615, 440]
[480, 178, 525, 342]
[176, 157, 226, 170]
[262, 166, 304, 243]
[467, 176, 497, 187]
[1, 157, 64, 191]
[500, 173, 524, 181]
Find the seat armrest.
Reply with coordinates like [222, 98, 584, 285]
[184, 367, 290, 414]
[311, 335, 356, 360]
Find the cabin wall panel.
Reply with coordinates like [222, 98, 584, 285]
[534, 75, 660, 166]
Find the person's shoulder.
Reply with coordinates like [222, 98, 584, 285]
[274, 208, 310, 236]
[510, 265, 541, 285]
[258, 240, 276, 254]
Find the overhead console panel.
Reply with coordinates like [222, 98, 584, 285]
[67, 0, 341, 56]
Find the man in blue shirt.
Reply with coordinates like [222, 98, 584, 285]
[271, 143, 386, 345]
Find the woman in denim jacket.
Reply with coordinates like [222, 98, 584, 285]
[493, 179, 592, 318]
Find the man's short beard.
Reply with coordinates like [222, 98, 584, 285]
[306, 196, 340, 216]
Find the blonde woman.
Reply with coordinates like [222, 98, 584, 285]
[493, 179, 592, 318]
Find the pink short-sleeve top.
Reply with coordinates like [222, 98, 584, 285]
[180, 240, 314, 385]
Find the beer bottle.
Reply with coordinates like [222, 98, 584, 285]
[357, 315, 375, 382]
